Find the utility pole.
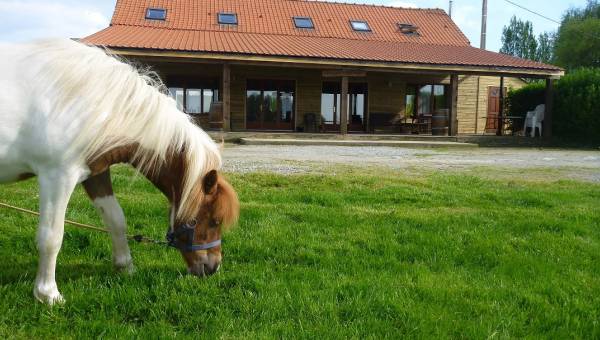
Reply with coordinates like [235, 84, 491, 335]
[480, 0, 488, 49]
[449, 0, 453, 18]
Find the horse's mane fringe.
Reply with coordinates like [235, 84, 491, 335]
[23, 39, 221, 220]
[216, 176, 240, 230]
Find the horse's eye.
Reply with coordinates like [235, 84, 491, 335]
[211, 219, 221, 228]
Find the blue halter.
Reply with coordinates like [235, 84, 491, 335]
[166, 222, 221, 252]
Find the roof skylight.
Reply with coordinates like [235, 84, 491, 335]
[145, 8, 166, 21]
[218, 12, 238, 25]
[398, 23, 419, 35]
[350, 20, 371, 32]
[293, 17, 315, 29]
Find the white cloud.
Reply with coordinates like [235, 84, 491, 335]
[0, 0, 110, 43]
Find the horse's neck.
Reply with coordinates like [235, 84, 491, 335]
[144, 154, 186, 206]
[88, 144, 184, 205]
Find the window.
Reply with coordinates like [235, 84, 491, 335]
[146, 8, 166, 20]
[406, 84, 449, 116]
[418, 85, 433, 115]
[293, 17, 314, 29]
[168, 86, 219, 115]
[218, 12, 238, 25]
[398, 23, 419, 35]
[405, 86, 416, 118]
[203, 90, 214, 113]
[350, 20, 371, 32]
[433, 85, 447, 111]
[169, 88, 184, 111]
[186, 89, 202, 114]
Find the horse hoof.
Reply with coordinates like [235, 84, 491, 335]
[34, 287, 65, 305]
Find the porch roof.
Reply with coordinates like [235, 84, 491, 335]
[82, 0, 563, 78]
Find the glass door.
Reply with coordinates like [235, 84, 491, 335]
[246, 80, 295, 130]
[321, 82, 367, 132]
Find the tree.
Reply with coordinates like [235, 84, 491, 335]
[500, 16, 538, 61]
[554, 0, 600, 70]
[536, 32, 555, 64]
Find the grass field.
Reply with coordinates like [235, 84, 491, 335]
[0, 166, 599, 338]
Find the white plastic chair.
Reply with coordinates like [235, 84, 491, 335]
[524, 104, 545, 137]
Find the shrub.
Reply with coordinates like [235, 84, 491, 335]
[506, 82, 546, 117]
[506, 82, 545, 131]
[553, 68, 600, 143]
[507, 68, 600, 143]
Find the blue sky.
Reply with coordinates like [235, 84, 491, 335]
[0, 0, 588, 52]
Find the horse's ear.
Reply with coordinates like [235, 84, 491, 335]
[202, 170, 218, 195]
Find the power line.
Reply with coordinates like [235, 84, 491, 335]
[503, 0, 561, 25]
[504, 0, 600, 41]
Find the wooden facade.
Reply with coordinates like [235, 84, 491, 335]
[145, 59, 532, 136]
[456, 76, 526, 134]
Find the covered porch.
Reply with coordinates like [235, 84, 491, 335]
[131, 52, 562, 138]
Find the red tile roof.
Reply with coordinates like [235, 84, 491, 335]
[83, 0, 562, 73]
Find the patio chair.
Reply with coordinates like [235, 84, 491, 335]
[523, 104, 545, 137]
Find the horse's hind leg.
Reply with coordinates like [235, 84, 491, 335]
[34, 169, 80, 305]
[83, 169, 134, 273]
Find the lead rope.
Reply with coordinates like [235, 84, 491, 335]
[0, 201, 167, 246]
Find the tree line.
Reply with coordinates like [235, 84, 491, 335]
[500, 0, 599, 70]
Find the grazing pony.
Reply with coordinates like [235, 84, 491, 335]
[0, 39, 239, 304]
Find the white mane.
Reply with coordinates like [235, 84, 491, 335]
[22, 39, 221, 220]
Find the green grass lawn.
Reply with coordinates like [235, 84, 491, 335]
[0, 166, 599, 338]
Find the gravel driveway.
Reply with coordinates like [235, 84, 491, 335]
[222, 145, 600, 181]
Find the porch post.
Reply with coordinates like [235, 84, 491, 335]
[449, 74, 459, 136]
[496, 76, 505, 136]
[222, 63, 231, 132]
[544, 78, 554, 139]
[340, 76, 349, 135]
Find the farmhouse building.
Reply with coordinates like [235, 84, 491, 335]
[84, 0, 563, 136]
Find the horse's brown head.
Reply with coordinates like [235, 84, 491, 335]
[168, 170, 239, 277]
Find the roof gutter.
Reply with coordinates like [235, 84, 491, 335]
[106, 47, 565, 79]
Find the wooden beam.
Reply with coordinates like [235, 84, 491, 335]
[322, 70, 367, 78]
[496, 76, 505, 136]
[544, 78, 554, 139]
[108, 48, 565, 79]
[340, 76, 349, 135]
[365, 82, 371, 133]
[449, 74, 459, 136]
[474, 76, 481, 134]
[222, 63, 231, 132]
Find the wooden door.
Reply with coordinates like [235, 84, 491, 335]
[485, 86, 507, 133]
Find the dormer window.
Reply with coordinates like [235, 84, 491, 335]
[398, 23, 419, 35]
[350, 20, 371, 32]
[146, 8, 166, 21]
[293, 17, 314, 29]
[218, 12, 238, 25]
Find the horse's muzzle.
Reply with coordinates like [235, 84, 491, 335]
[187, 252, 221, 277]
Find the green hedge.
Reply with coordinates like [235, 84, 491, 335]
[506, 82, 545, 131]
[553, 68, 600, 142]
[507, 68, 600, 143]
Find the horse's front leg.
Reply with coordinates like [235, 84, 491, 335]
[34, 169, 80, 305]
[83, 169, 134, 273]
